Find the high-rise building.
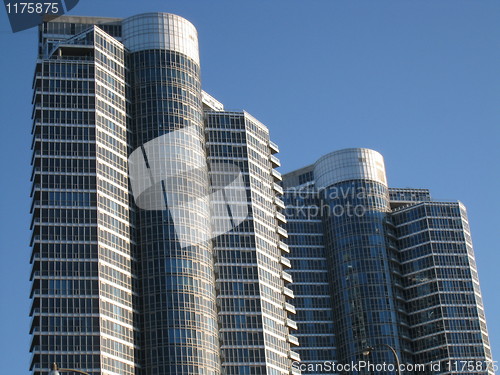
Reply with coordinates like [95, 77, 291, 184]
[283, 148, 494, 374]
[30, 13, 297, 375]
[29, 11, 494, 375]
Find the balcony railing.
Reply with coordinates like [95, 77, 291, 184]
[288, 334, 300, 346]
[270, 154, 281, 167]
[284, 302, 296, 314]
[277, 226, 288, 238]
[276, 211, 287, 223]
[274, 197, 286, 209]
[271, 168, 283, 181]
[289, 350, 300, 361]
[286, 318, 298, 330]
[273, 183, 284, 195]
[283, 286, 294, 299]
[280, 256, 292, 268]
[282, 271, 293, 284]
[279, 242, 290, 253]
[269, 140, 279, 154]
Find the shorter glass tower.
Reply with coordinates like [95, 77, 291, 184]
[283, 148, 493, 375]
[315, 149, 410, 369]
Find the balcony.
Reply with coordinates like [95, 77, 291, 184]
[271, 168, 283, 182]
[288, 334, 300, 346]
[283, 286, 294, 299]
[289, 350, 301, 362]
[279, 241, 290, 253]
[282, 271, 293, 284]
[280, 256, 292, 268]
[274, 196, 286, 209]
[269, 140, 279, 154]
[276, 211, 287, 223]
[277, 226, 288, 238]
[273, 183, 284, 195]
[285, 302, 296, 314]
[270, 154, 281, 167]
[286, 318, 298, 330]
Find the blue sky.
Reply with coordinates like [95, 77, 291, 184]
[1, 0, 499, 372]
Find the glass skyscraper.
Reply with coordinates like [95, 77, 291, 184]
[29, 11, 494, 375]
[283, 148, 493, 374]
[30, 13, 297, 375]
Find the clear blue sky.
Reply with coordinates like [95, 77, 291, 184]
[1, 0, 499, 373]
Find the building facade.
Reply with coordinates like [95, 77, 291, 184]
[29, 11, 494, 375]
[283, 148, 493, 374]
[30, 13, 297, 375]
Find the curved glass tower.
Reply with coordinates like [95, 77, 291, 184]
[284, 148, 493, 374]
[123, 13, 220, 375]
[314, 149, 408, 371]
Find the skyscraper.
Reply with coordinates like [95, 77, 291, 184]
[30, 13, 297, 375]
[29, 11, 494, 375]
[283, 148, 493, 374]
